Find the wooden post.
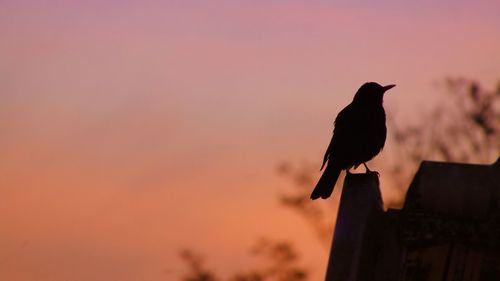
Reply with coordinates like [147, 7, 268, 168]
[324, 172, 399, 281]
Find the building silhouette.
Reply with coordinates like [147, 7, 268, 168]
[325, 158, 500, 281]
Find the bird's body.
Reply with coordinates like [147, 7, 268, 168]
[310, 82, 394, 200]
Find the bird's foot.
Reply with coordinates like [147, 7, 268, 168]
[363, 163, 379, 177]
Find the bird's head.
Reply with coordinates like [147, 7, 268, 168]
[353, 82, 395, 104]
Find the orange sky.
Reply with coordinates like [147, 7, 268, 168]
[1, 1, 500, 280]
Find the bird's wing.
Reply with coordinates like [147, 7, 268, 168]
[320, 104, 352, 170]
[320, 138, 332, 171]
[329, 104, 358, 167]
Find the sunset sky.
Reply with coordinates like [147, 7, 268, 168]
[1, 1, 500, 280]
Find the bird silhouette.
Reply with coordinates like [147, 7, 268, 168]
[310, 82, 395, 200]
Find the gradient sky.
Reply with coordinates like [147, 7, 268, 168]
[1, 1, 500, 280]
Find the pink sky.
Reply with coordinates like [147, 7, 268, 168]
[1, 1, 500, 280]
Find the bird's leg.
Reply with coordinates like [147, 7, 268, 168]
[362, 162, 371, 172]
[363, 163, 379, 176]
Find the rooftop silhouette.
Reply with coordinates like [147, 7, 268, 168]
[325, 158, 500, 281]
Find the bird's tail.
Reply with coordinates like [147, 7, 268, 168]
[310, 164, 341, 200]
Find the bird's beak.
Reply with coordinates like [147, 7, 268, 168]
[383, 84, 396, 92]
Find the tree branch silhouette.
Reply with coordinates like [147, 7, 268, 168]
[180, 239, 308, 281]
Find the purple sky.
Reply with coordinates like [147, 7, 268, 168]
[1, 1, 500, 280]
